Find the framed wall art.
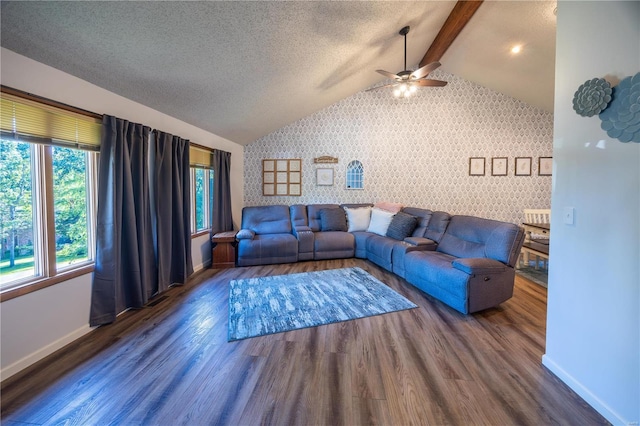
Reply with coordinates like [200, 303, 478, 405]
[316, 168, 334, 186]
[469, 157, 485, 176]
[538, 157, 553, 176]
[491, 157, 508, 176]
[515, 157, 532, 176]
[262, 158, 302, 196]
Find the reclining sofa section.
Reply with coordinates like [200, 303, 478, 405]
[236, 204, 525, 314]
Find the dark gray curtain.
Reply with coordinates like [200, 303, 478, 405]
[153, 131, 193, 292]
[211, 150, 233, 233]
[90, 116, 157, 326]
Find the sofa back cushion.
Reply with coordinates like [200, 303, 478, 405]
[340, 203, 373, 210]
[402, 207, 433, 237]
[290, 204, 308, 227]
[241, 205, 292, 235]
[307, 204, 340, 232]
[436, 215, 523, 266]
[425, 211, 451, 242]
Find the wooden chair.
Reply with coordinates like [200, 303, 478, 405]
[520, 209, 550, 270]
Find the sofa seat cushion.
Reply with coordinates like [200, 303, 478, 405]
[391, 239, 437, 278]
[404, 251, 471, 312]
[313, 231, 354, 260]
[237, 234, 298, 266]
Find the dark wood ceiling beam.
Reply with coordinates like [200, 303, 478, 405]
[419, 0, 484, 67]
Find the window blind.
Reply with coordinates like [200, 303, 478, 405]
[190, 144, 214, 169]
[0, 91, 102, 151]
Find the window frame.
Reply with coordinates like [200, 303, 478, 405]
[0, 85, 102, 302]
[346, 160, 364, 190]
[0, 140, 98, 302]
[190, 166, 214, 238]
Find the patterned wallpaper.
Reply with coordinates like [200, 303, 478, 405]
[244, 70, 553, 224]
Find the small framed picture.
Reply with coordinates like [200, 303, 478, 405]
[469, 157, 485, 176]
[515, 157, 532, 176]
[316, 168, 334, 186]
[491, 157, 508, 176]
[538, 157, 552, 176]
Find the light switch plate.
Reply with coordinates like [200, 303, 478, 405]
[563, 207, 575, 225]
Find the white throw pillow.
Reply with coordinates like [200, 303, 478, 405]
[344, 207, 372, 232]
[367, 208, 395, 236]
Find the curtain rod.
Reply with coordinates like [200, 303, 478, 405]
[1, 85, 103, 120]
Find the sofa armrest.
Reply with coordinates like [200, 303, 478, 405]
[236, 229, 255, 240]
[293, 225, 312, 235]
[452, 258, 507, 275]
[404, 237, 437, 248]
[292, 225, 314, 255]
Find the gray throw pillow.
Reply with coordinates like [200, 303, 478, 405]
[320, 208, 347, 232]
[386, 211, 418, 240]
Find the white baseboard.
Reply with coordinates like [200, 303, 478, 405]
[1, 324, 93, 382]
[542, 354, 636, 425]
[193, 260, 211, 273]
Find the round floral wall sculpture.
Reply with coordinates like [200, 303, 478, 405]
[572, 78, 612, 117]
[598, 72, 640, 143]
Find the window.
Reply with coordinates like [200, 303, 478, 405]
[346, 160, 364, 189]
[190, 167, 214, 233]
[0, 141, 98, 290]
[52, 146, 94, 269]
[189, 144, 215, 235]
[0, 88, 101, 297]
[0, 140, 36, 283]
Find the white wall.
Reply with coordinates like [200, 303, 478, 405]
[0, 48, 245, 380]
[245, 71, 553, 224]
[543, 2, 640, 424]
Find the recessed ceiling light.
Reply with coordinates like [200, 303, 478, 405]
[511, 45, 522, 54]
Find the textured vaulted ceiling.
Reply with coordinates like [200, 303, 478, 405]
[0, 1, 556, 146]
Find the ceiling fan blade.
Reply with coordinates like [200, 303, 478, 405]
[376, 69, 401, 80]
[410, 62, 442, 80]
[413, 79, 448, 87]
[366, 82, 399, 92]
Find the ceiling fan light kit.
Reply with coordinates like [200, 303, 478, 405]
[368, 25, 448, 98]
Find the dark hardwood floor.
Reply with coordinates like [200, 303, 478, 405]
[1, 259, 607, 425]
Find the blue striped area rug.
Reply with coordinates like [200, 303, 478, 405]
[228, 267, 417, 341]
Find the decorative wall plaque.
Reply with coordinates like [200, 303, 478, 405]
[313, 156, 338, 164]
[262, 159, 302, 196]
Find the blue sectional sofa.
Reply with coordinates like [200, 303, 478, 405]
[235, 204, 525, 314]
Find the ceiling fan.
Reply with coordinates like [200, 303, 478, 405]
[367, 25, 447, 97]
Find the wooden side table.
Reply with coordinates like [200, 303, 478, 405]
[211, 231, 237, 269]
